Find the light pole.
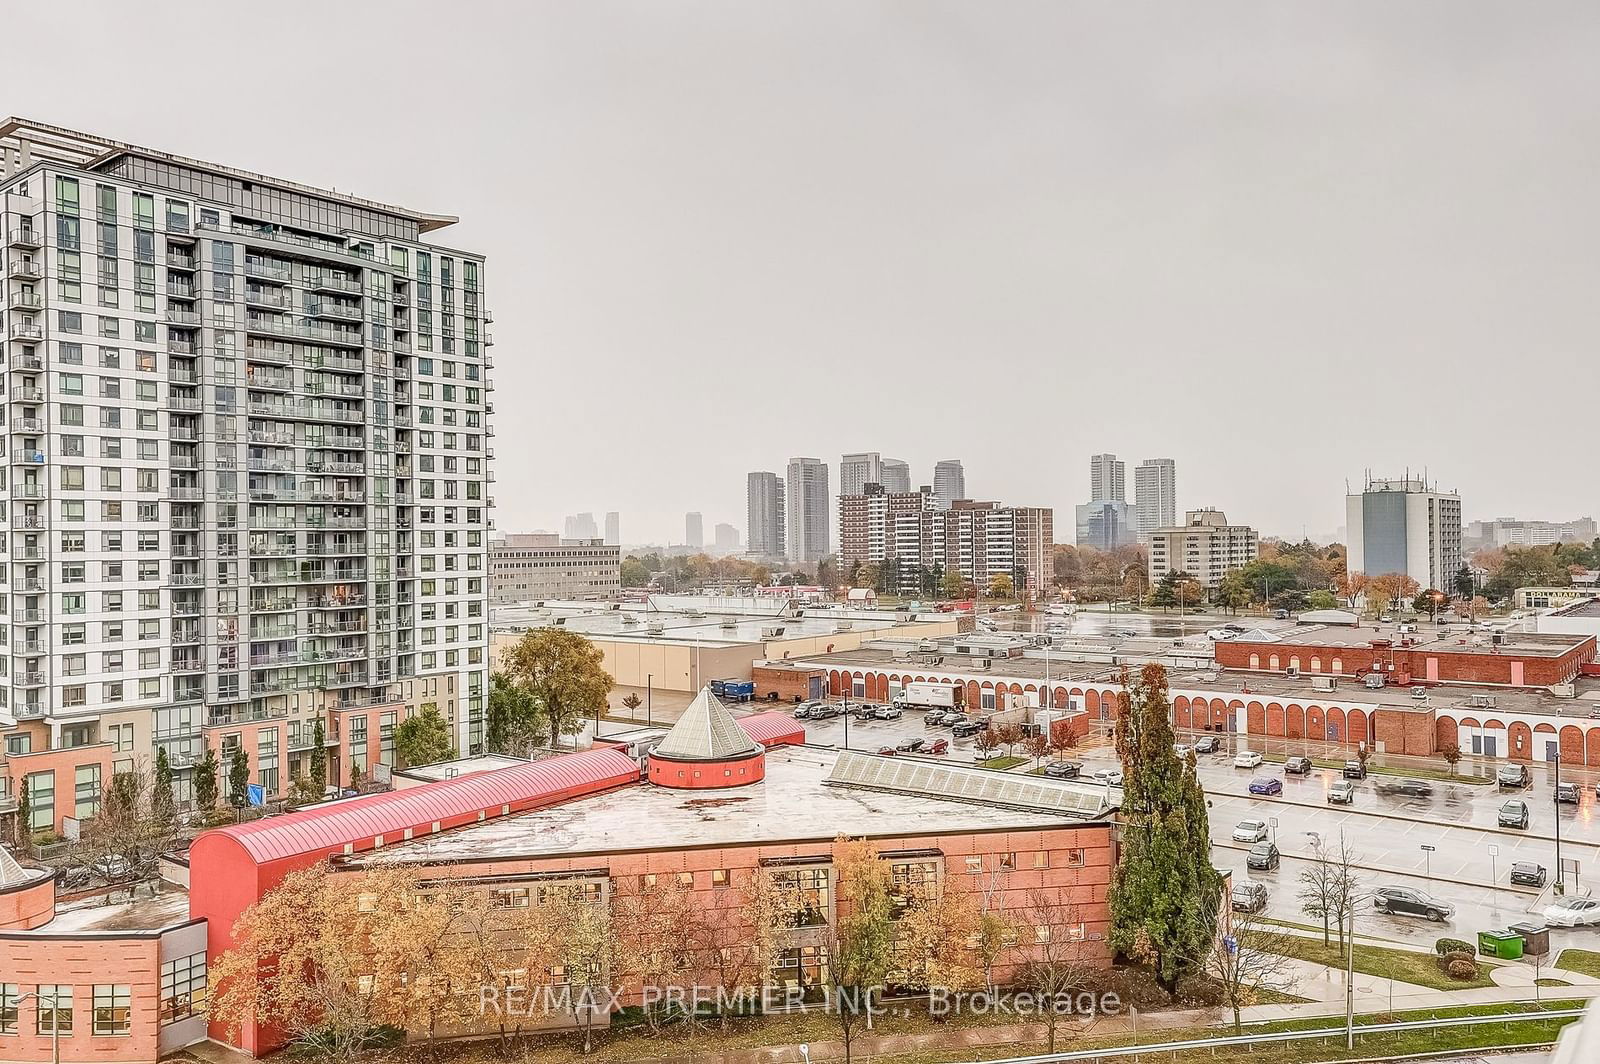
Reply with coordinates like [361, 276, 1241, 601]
[17, 989, 61, 1064]
[1345, 899, 1356, 1050]
[1488, 843, 1499, 887]
[1421, 843, 1435, 880]
[1555, 750, 1566, 893]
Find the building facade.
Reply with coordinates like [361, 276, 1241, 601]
[1075, 501, 1136, 549]
[1133, 458, 1176, 541]
[713, 522, 739, 553]
[879, 458, 910, 493]
[1146, 509, 1258, 588]
[837, 483, 936, 569]
[603, 511, 619, 546]
[684, 511, 703, 550]
[785, 457, 829, 564]
[1088, 453, 1125, 504]
[1346, 476, 1463, 592]
[489, 534, 620, 604]
[564, 512, 598, 540]
[0, 117, 492, 828]
[746, 471, 785, 559]
[838, 451, 882, 498]
[932, 459, 965, 510]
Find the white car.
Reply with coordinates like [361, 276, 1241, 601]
[1544, 896, 1600, 928]
[1206, 628, 1233, 641]
[1232, 819, 1269, 843]
[1233, 750, 1263, 769]
[1091, 768, 1124, 787]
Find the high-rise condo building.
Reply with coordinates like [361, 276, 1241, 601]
[1346, 475, 1463, 593]
[0, 118, 493, 827]
[1088, 453, 1125, 504]
[746, 471, 785, 559]
[564, 512, 598, 540]
[684, 512, 703, 550]
[932, 459, 965, 510]
[786, 457, 830, 564]
[880, 458, 910, 493]
[838, 484, 936, 567]
[603, 510, 619, 546]
[713, 522, 739, 553]
[839, 451, 883, 498]
[1134, 457, 1177, 540]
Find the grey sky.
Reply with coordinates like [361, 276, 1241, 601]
[7, 2, 1597, 545]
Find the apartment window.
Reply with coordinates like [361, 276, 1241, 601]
[677, 872, 694, 887]
[0, 984, 17, 1034]
[161, 953, 207, 1026]
[36, 986, 70, 1036]
[76, 764, 102, 818]
[1066, 848, 1086, 868]
[92, 985, 130, 1036]
[97, 183, 117, 219]
[711, 868, 730, 887]
[58, 311, 82, 333]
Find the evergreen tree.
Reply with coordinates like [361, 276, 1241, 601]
[309, 720, 327, 787]
[15, 786, 32, 845]
[152, 747, 175, 828]
[194, 748, 219, 812]
[393, 704, 454, 768]
[1107, 663, 1222, 999]
[228, 747, 251, 808]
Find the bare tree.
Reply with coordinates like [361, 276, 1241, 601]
[71, 759, 174, 883]
[1297, 833, 1363, 951]
[1018, 888, 1093, 1053]
[1206, 907, 1299, 1034]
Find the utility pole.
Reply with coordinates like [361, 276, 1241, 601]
[1345, 901, 1355, 1050]
[1556, 750, 1566, 893]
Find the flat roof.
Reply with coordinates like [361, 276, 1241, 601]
[20, 884, 191, 935]
[393, 753, 529, 783]
[1242, 624, 1591, 657]
[491, 606, 931, 648]
[1552, 599, 1600, 619]
[791, 644, 1600, 721]
[348, 745, 1094, 868]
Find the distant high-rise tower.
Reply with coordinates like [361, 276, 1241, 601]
[747, 471, 787, 558]
[933, 460, 966, 509]
[1346, 476, 1463, 592]
[1134, 458, 1177, 540]
[880, 458, 911, 493]
[933, 460, 966, 510]
[1089, 454, 1125, 504]
[604, 511, 620, 546]
[565, 512, 599, 540]
[787, 458, 831, 564]
[839, 452, 883, 497]
[714, 523, 740, 552]
[684, 512, 704, 550]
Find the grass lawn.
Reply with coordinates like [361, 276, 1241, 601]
[1261, 752, 1492, 786]
[1537, 977, 1573, 987]
[1555, 948, 1600, 977]
[978, 755, 1028, 770]
[1264, 933, 1498, 990]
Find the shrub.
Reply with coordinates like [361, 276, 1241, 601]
[1445, 957, 1479, 981]
[1435, 937, 1474, 957]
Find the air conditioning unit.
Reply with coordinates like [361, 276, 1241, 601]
[1550, 683, 1577, 699]
[1285, 666, 1300, 678]
[973, 659, 991, 671]
[1363, 672, 1385, 689]
[1311, 675, 1337, 692]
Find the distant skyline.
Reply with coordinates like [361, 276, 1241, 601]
[13, 4, 1593, 546]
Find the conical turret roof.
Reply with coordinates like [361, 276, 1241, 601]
[652, 687, 762, 761]
[0, 847, 46, 889]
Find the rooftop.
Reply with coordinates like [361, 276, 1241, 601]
[491, 601, 938, 648]
[392, 753, 529, 785]
[14, 883, 192, 936]
[1551, 598, 1600, 619]
[1244, 624, 1591, 657]
[349, 744, 1102, 868]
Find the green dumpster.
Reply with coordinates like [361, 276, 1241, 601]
[1478, 929, 1524, 960]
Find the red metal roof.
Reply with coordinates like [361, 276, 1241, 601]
[736, 711, 806, 749]
[206, 747, 640, 866]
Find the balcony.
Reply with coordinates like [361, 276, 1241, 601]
[166, 250, 197, 270]
[9, 321, 43, 341]
[169, 366, 199, 384]
[7, 227, 43, 250]
[12, 640, 43, 654]
[167, 338, 197, 355]
[307, 301, 362, 322]
[311, 273, 363, 295]
[165, 308, 202, 327]
[11, 448, 44, 465]
[166, 281, 196, 299]
[17, 671, 45, 686]
[12, 484, 43, 500]
[8, 259, 42, 281]
[13, 546, 42, 561]
[11, 514, 44, 529]
[9, 352, 42, 371]
[169, 396, 202, 412]
[15, 608, 44, 621]
[10, 290, 42, 310]
[244, 259, 292, 282]
[244, 288, 289, 310]
[16, 578, 44, 592]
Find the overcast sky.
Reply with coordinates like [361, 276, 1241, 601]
[6, 2, 1596, 546]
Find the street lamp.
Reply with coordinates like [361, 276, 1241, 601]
[1421, 843, 1435, 880]
[1430, 590, 1443, 625]
[16, 989, 62, 1064]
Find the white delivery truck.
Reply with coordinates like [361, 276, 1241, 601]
[894, 681, 961, 711]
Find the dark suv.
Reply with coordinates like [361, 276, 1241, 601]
[1372, 885, 1453, 922]
[1284, 756, 1313, 775]
[1342, 760, 1368, 779]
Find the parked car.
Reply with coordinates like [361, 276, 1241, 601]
[895, 738, 925, 754]
[1497, 764, 1531, 788]
[1284, 756, 1313, 775]
[1194, 736, 1220, 754]
[1371, 885, 1453, 922]
[924, 710, 950, 727]
[1510, 861, 1548, 887]
[91, 855, 134, 882]
[875, 705, 903, 721]
[924, 738, 949, 756]
[1328, 779, 1356, 804]
[1233, 750, 1263, 769]
[1246, 842, 1280, 871]
[1043, 760, 1082, 779]
[1273, 608, 1291, 620]
[1545, 896, 1600, 928]
[1232, 819, 1270, 843]
[1342, 759, 1368, 780]
[793, 702, 821, 719]
[1379, 613, 1395, 623]
[1556, 781, 1580, 804]
[811, 703, 842, 720]
[1231, 881, 1269, 913]
[951, 720, 984, 739]
[875, 746, 897, 757]
[1174, 744, 1192, 759]
[1248, 777, 1284, 797]
[57, 865, 92, 889]
[1091, 768, 1125, 787]
[1498, 799, 1530, 829]
[941, 714, 971, 730]
[1377, 778, 1433, 798]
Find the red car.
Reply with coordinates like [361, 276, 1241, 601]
[925, 738, 949, 756]
[876, 746, 897, 757]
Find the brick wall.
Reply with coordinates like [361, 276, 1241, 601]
[1216, 637, 1595, 688]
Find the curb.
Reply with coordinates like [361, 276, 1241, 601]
[1214, 839, 1541, 897]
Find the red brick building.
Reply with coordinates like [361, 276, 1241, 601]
[1213, 629, 1594, 688]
